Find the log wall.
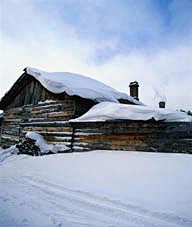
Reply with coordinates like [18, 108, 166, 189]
[1, 104, 192, 154]
[1, 100, 75, 148]
[71, 121, 192, 153]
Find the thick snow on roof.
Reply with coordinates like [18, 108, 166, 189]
[25, 67, 142, 104]
[71, 102, 192, 122]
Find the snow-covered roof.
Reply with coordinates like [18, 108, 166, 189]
[71, 102, 192, 122]
[25, 67, 142, 104]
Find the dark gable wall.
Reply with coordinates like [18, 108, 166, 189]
[0, 76, 96, 148]
[7, 77, 66, 108]
[0, 74, 96, 117]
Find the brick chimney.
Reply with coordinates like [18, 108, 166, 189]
[159, 101, 165, 108]
[129, 81, 139, 100]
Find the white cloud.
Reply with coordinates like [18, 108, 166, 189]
[0, 0, 192, 110]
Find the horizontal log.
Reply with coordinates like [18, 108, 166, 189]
[73, 129, 192, 138]
[47, 141, 71, 146]
[1, 134, 20, 142]
[3, 119, 21, 123]
[32, 136, 72, 143]
[73, 142, 89, 146]
[2, 129, 20, 136]
[3, 114, 23, 119]
[53, 136, 72, 142]
[76, 133, 149, 140]
[2, 121, 19, 125]
[47, 111, 75, 118]
[29, 106, 75, 115]
[22, 126, 73, 133]
[74, 140, 146, 148]
[4, 107, 23, 114]
[20, 121, 71, 127]
[72, 121, 192, 131]
[23, 99, 74, 109]
[73, 146, 90, 151]
[23, 131, 73, 137]
[25, 115, 75, 122]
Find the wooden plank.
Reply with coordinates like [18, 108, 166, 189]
[1, 134, 19, 142]
[47, 111, 75, 118]
[3, 119, 21, 123]
[22, 126, 73, 133]
[20, 121, 71, 127]
[22, 131, 72, 137]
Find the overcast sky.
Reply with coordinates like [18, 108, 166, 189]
[0, 0, 192, 109]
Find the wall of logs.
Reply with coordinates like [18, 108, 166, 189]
[71, 121, 192, 153]
[1, 103, 192, 154]
[1, 100, 75, 148]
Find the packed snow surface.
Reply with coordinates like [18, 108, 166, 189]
[72, 101, 192, 122]
[0, 149, 192, 227]
[25, 67, 142, 104]
[26, 132, 69, 154]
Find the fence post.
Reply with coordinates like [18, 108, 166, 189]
[0, 118, 3, 146]
[70, 123, 75, 152]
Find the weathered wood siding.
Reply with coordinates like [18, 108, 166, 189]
[1, 77, 97, 148]
[1, 100, 75, 148]
[1, 103, 192, 154]
[0, 73, 97, 112]
[71, 121, 192, 153]
[4, 77, 72, 109]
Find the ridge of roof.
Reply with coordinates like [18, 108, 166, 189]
[25, 67, 143, 105]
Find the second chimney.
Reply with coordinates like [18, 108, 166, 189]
[129, 81, 139, 100]
[159, 101, 165, 108]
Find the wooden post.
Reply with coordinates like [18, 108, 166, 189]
[0, 118, 3, 146]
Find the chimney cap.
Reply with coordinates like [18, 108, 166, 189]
[159, 101, 165, 108]
[129, 81, 139, 87]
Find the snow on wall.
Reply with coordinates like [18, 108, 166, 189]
[0, 110, 3, 118]
[71, 102, 192, 122]
[26, 132, 69, 154]
[25, 67, 142, 104]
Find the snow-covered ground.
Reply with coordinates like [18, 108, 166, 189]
[0, 149, 192, 227]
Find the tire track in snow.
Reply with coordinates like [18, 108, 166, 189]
[19, 176, 192, 227]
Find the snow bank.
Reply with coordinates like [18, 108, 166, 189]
[1, 151, 192, 227]
[26, 132, 69, 154]
[0, 146, 19, 163]
[25, 67, 142, 104]
[71, 101, 192, 122]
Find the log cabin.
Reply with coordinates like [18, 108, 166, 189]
[1, 67, 191, 153]
[0, 67, 141, 148]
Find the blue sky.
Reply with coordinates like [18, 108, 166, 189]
[0, 0, 192, 109]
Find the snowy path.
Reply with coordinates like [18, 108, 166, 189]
[1, 150, 192, 226]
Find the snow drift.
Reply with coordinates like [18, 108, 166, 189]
[26, 132, 69, 154]
[16, 132, 70, 156]
[71, 102, 192, 122]
[1, 151, 192, 227]
[25, 67, 142, 104]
